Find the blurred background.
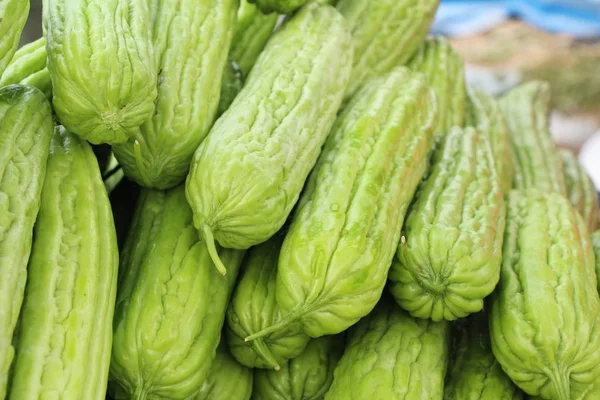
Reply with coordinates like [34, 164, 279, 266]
[20, 0, 600, 187]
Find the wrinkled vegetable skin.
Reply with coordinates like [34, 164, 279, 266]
[0, 0, 29, 79]
[0, 85, 54, 400]
[593, 230, 600, 293]
[490, 189, 600, 400]
[8, 126, 119, 400]
[560, 149, 598, 233]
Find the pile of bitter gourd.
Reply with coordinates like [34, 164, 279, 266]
[1, 0, 599, 399]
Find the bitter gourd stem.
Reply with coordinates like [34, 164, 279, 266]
[133, 386, 147, 400]
[548, 369, 571, 400]
[253, 339, 281, 371]
[245, 311, 301, 342]
[201, 224, 227, 276]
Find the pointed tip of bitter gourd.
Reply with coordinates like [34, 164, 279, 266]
[201, 224, 227, 276]
[252, 339, 281, 371]
[245, 312, 300, 342]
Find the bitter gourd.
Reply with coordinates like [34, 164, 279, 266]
[185, 3, 352, 275]
[0, 0, 29, 79]
[248, 0, 307, 14]
[226, 234, 310, 370]
[499, 81, 567, 195]
[230, 0, 278, 77]
[325, 300, 450, 400]
[253, 335, 344, 400]
[110, 185, 246, 400]
[592, 230, 600, 293]
[113, 0, 238, 189]
[246, 67, 438, 341]
[560, 149, 598, 233]
[194, 341, 253, 400]
[217, 60, 244, 117]
[444, 312, 523, 400]
[490, 189, 600, 400]
[337, 0, 440, 99]
[42, 0, 157, 145]
[389, 127, 505, 321]
[0, 85, 54, 399]
[0, 37, 52, 99]
[409, 36, 466, 135]
[8, 126, 119, 400]
[466, 85, 513, 194]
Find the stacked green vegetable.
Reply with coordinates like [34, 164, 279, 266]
[1, 0, 599, 399]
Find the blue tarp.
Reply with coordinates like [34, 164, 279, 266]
[431, 1, 600, 38]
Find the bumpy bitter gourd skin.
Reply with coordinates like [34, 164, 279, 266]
[185, 4, 353, 274]
[409, 36, 466, 135]
[444, 312, 523, 400]
[110, 186, 246, 400]
[325, 301, 450, 400]
[226, 234, 310, 369]
[0, 0, 29, 79]
[42, 0, 157, 145]
[560, 149, 599, 233]
[194, 341, 253, 400]
[0, 37, 50, 92]
[499, 81, 567, 195]
[248, 0, 307, 14]
[490, 189, 600, 400]
[8, 126, 119, 400]
[230, 0, 278, 77]
[466, 85, 513, 194]
[252, 67, 438, 340]
[0, 85, 54, 399]
[253, 335, 344, 400]
[389, 127, 506, 321]
[113, 0, 238, 189]
[337, 0, 439, 99]
[592, 230, 600, 293]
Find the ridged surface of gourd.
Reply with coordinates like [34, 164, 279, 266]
[466, 85, 513, 193]
[444, 312, 523, 400]
[248, 0, 307, 14]
[42, 0, 157, 145]
[499, 81, 567, 195]
[0, 0, 29, 79]
[0, 85, 54, 399]
[490, 189, 600, 400]
[185, 4, 353, 272]
[194, 341, 253, 400]
[261, 67, 438, 339]
[409, 36, 466, 135]
[113, 0, 238, 189]
[560, 149, 598, 233]
[337, 0, 439, 99]
[253, 335, 344, 400]
[325, 301, 450, 400]
[109, 186, 246, 400]
[593, 230, 600, 293]
[230, 0, 278, 77]
[0, 37, 46, 87]
[389, 127, 505, 321]
[8, 126, 119, 400]
[226, 234, 310, 369]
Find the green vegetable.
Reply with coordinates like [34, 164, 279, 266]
[0, 37, 51, 99]
[248, 0, 307, 14]
[194, 341, 253, 400]
[246, 66, 438, 341]
[8, 126, 119, 400]
[42, 0, 157, 145]
[337, 0, 439, 99]
[409, 36, 466, 135]
[560, 149, 598, 233]
[109, 185, 245, 400]
[230, 0, 278, 77]
[113, 0, 238, 189]
[0, 0, 29, 79]
[325, 300, 450, 400]
[389, 127, 505, 321]
[0, 85, 54, 399]
[499, 81, 567, 195]
[253, 335, 344, 400]
[490, 189, 600, 400]
[226, 234, 310, 370]
[217, 60, 244, 117]
[185, 3, 352, 275]
[592, 230, 600, 293]
[466, 85, 513, 194]
[444, 312, 523, 400]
